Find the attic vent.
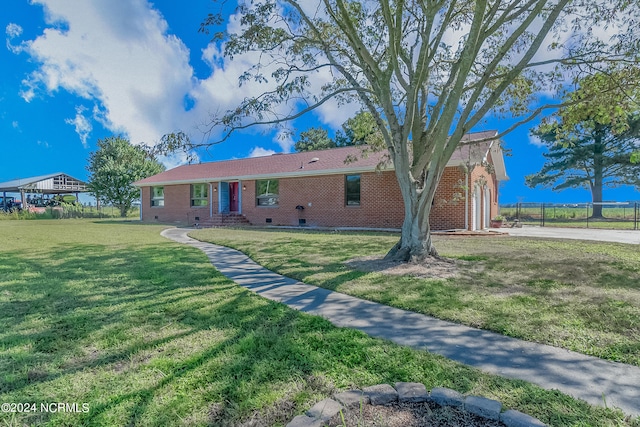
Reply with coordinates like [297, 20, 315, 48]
[309, 157, 319, 163]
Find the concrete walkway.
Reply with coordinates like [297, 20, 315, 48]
[161, 228, 640, 418]
[497, 225, 640, 245]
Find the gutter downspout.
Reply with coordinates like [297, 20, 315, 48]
[139, 188, 143, 221]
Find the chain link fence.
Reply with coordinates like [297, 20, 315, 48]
[500, 202, 640, 230]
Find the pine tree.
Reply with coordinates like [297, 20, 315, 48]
[527, 115, 640, 217]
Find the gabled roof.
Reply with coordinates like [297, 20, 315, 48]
[0, 173, 89, 193]
[454, 130, 509, 181]
[134, 131, 508, 187]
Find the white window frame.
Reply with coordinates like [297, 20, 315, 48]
[151, 186, 164, 207]
[256, 179, 279, 206]
[191, 183, 208, 207]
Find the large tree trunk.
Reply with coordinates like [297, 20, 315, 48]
[385, 209, 438, 262]
[591, 126, 605, 218]
[591, 182, 604, 218]
[384, 157, 440, 262]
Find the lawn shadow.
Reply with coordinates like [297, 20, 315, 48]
[0, 243, 224, 393]
[0, 237, 421, 426]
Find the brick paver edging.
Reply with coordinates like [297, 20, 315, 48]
[286, 383, 546, 427]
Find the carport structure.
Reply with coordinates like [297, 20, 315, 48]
[0, 173, 89, 210]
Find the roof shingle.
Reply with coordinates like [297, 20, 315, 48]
[135, 131, 501, 186]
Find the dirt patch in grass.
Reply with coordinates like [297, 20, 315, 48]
[326, 401, 504, 427]
[344, 255, 483, 280]
[235, 398, 298, 427]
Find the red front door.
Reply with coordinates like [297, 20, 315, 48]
[229, 182, 239, 212]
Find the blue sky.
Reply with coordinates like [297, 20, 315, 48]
[1, 0, 638, 204]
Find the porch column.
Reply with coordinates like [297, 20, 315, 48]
[464, 173, 469, 230]
[209, 183, 213, 218]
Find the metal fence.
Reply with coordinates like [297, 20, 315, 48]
[500, 202, 640, 230]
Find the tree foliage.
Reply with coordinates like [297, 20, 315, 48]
[179, 0, 639, 261]
[295, 111, 384, 151]
[527, 71, 640, 217]
[294, 127, 336, 151]
[335, 111, 384, 148]
[87, 136, 165, 217]
[527, 115, 640, 215]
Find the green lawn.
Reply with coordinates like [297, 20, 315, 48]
[0, 221, 638, 426]
[190, 228, 640, 367]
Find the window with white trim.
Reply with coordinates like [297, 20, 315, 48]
[256, 179, 279, 206]
[151, 186, 164, 207]
[191, 184, 208, 207]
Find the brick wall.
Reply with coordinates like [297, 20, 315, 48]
[430, 167, 467, 230]
[242, 171, 406, 228]
[139, 167, 501, 230]
[141, 183, 212, 224]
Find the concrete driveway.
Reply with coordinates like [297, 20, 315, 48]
[496, 226, 640, 244]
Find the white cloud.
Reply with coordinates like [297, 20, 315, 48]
[18, 0, 196, 146]
[6, 23, 25, 54]
[197, 6, 354, 135]
[12, 121, 19, 129]
[12, 0, 635, 162]
[158, 151, 198, 170]
[13, 0, 320, 154]
[314, 96, 361, 129]
[273, 128, 295, 153]
[6, 23, 22, 38]
[249, 147, 276, 157]
[10, 0, 360, 161]
[529, 134, 545, 148]
[65, 105, 92, 147]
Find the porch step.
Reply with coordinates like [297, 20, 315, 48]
[196, 213, 251, 228]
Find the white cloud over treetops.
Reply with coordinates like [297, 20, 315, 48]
[9, 0, 357, 159]
[249, 147, 277, 158]
[15, 0, 195, 148]
[529, 134, 546, 148]
[10, 1, 626, 163]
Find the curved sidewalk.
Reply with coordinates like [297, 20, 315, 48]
[161, 228, 640, 417]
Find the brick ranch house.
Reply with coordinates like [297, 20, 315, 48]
[134, 130, 508, 231]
